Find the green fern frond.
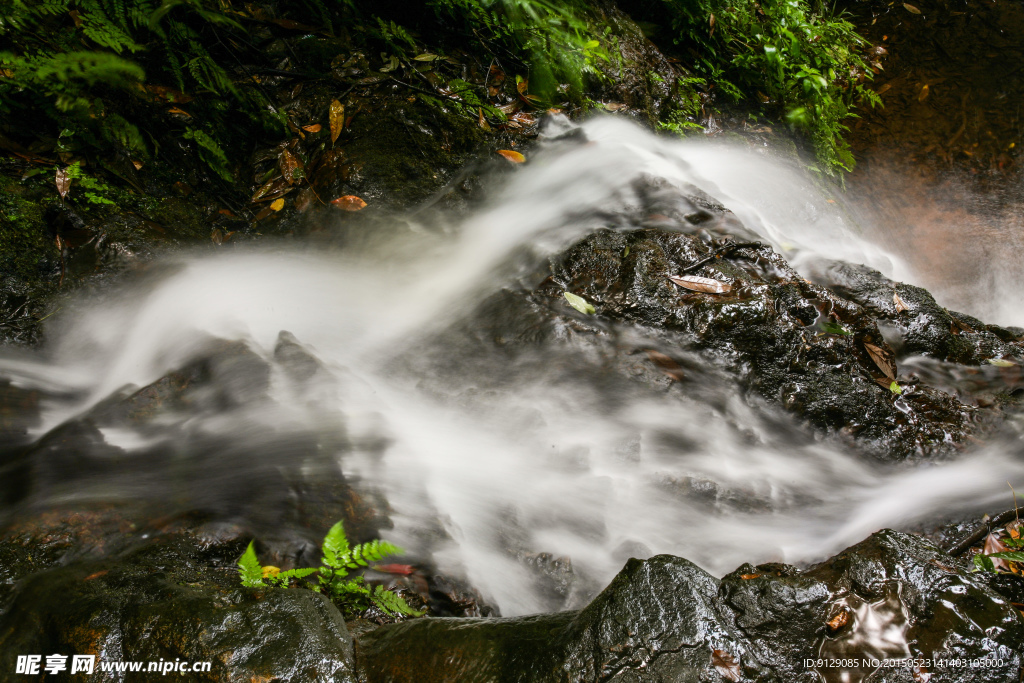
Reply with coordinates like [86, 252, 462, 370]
[321, 520, 351, 571]
[237, 541, 265, 588]
[183, 127, 232, 181]
[371, 585, 424, 617]
[346, 539, 404, 569]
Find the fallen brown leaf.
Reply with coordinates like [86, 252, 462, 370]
[329, 100, 345, 145]
[302, 124, 322, 133]
[864, 342, 896, 380]
[55, 167, 70, 199]
[893, 292, 909, 313]
[711, 650, 741, 682]
[668, 274, 732, 294]
[279, 149, 303, 185]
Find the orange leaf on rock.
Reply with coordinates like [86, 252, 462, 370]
[302, 124, 322, 133]
[329, 100, 345, 145]
[496, 149, 525, 164]
[331, 195, 367, 211]
[270, 198, 285, 211]
[711, 650, 741, 682]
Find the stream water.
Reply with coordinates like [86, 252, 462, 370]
[2, 117, 1023, 616]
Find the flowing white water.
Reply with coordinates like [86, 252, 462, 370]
[2, 117, 1023, 615]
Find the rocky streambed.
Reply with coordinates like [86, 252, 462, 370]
[2, 158, 1024, 679]
[2, 3, 1024, 680]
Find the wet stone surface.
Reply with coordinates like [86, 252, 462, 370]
[356, 530, 1024, 683]
[445, 205, 1023, 463]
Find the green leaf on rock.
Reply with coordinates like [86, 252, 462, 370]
[563, 292, 595, 315]
[889, 381, 902, 395]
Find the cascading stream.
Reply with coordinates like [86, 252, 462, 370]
[1, 117, 1022, 616]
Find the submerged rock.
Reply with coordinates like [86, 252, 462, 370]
[356, 530, 1023, 682]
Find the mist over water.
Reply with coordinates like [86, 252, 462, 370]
[3, 117, 1024, 616]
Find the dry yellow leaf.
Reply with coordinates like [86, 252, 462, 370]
[270, 198, 285, 211]
[329, 100, 345, 145]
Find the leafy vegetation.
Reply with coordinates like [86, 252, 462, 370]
[656, 0, 880, 172]
[426, 0, 607, 101]
[237, 520, 424, 619]
[0, 0, 293, 182]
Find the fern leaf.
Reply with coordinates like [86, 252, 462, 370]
[237, 541, 265, 588]
[278, 567, 318, 581]
[371, 585, 424, 617]
[321, 520, 351, 570]
[349, 539, 404, 568]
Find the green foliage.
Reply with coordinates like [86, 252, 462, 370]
[182, 128, 232, 181]
[427, 0, 606, 100]
[237, 521, 424, 619]
[658, 0, 879, 173]
[237, 541, 264, 587]
[62, 161, 119, 205]
[0, 0, 302, 182]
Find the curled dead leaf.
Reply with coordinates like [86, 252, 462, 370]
[668, 274, 732, 294]
[711, 650, 741, 682]
[864, 342, 896, 380]
[496, 149, 525, 164]
[55, 168, 70, 199]
[826, 609, 849, 633]
[168, 106, 191, 117]
[331, 195, 367, 211]
[329, 100, 345, 145]
[893, 292, 909, 313]
[739, 573, 761, 580]
[302, 124, 322, 133]
[251, 177, 287, 203]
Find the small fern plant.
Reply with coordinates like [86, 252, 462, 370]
[237, 520, 424, 618]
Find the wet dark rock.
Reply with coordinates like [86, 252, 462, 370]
[819, 261, 1022, 365]
[584, 1, 689, 127]
[5, 336, 389, 550]
[356, 531, 1023, 683]
[0, 521, 356, 682]
[463, 220, 1017, 462]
